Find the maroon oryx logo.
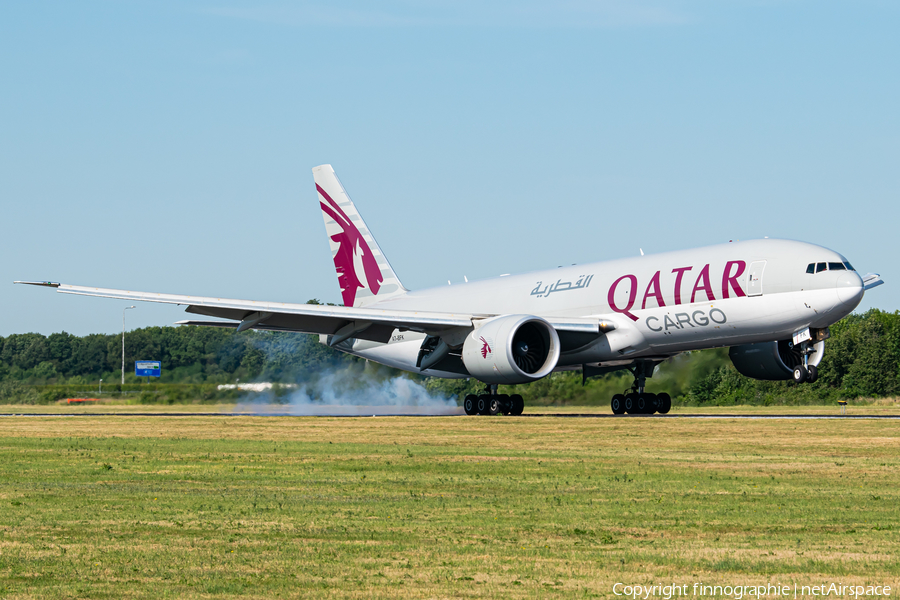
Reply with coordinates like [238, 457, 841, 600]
[316, 184, 383, 307]
[480, 336, 492, 359]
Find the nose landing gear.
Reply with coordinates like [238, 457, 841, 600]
[791, 338, 821, 384]
[790, 329, 828, 384]
[464, 385, 524, 416]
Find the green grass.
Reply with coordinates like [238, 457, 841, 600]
[1, 399, 898, 416]
[0, 415, 898, 598]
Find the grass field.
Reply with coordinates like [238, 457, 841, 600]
[0, 412, 898, 598]
[2, 399, 899, 416]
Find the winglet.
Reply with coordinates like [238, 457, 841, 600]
[14, 281, 60, 288]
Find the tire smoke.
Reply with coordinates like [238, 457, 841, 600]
[233, 368, 462, 416]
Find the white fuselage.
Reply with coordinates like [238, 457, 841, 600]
[344, 239, 865, 377]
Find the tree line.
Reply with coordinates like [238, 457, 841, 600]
[0, 326, 356, 386]
[1, 309, 897, 405]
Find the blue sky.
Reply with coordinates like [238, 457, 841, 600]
[2, 1, 897, 336]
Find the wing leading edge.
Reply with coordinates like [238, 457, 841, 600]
[14, 281, 605, 343]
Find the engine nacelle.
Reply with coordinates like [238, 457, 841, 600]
[461, 315, 560, 384]
[729, 339, 824, 381]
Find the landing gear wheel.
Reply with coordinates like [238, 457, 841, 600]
[807, 365, 818, 384]
[487, 397, 501, 416]
[636, 394, 654, 415]
[657, 392, 671, 414]
[464, 395, 478, 415]
[624, 393, 636, 414]
[611, 394, 625, 415]
[509, 394, 525, 416]
[792, 365, 808, 384]
[477, 396, 490, 415]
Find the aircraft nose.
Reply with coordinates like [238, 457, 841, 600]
[836, 271, 864, 308]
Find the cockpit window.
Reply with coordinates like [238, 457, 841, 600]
[808, 261, 855, 274]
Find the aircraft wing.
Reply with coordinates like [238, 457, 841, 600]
[14, 281, 605, 343]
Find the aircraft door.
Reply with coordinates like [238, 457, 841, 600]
[747, 260, 766, 297]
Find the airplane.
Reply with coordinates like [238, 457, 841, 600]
[17, 164, 884, 416]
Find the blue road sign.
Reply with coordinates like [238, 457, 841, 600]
[135, 361, 161, 377]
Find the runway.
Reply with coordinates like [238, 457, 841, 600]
[1, 412, 897, 419]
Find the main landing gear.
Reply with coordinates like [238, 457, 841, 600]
[611, 391, 671, 415]
[610, 361, 671, 415]
[463, 384, 525, 416]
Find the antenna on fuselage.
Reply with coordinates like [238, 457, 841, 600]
[640, 248, 644, 256]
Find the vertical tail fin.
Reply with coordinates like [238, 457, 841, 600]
[312, 164, 408, 307]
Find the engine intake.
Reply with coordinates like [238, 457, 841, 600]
[461, 315, 560, 384]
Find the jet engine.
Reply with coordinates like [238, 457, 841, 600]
[729, 339, 824, 381]
[461, 315, 560, 384]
